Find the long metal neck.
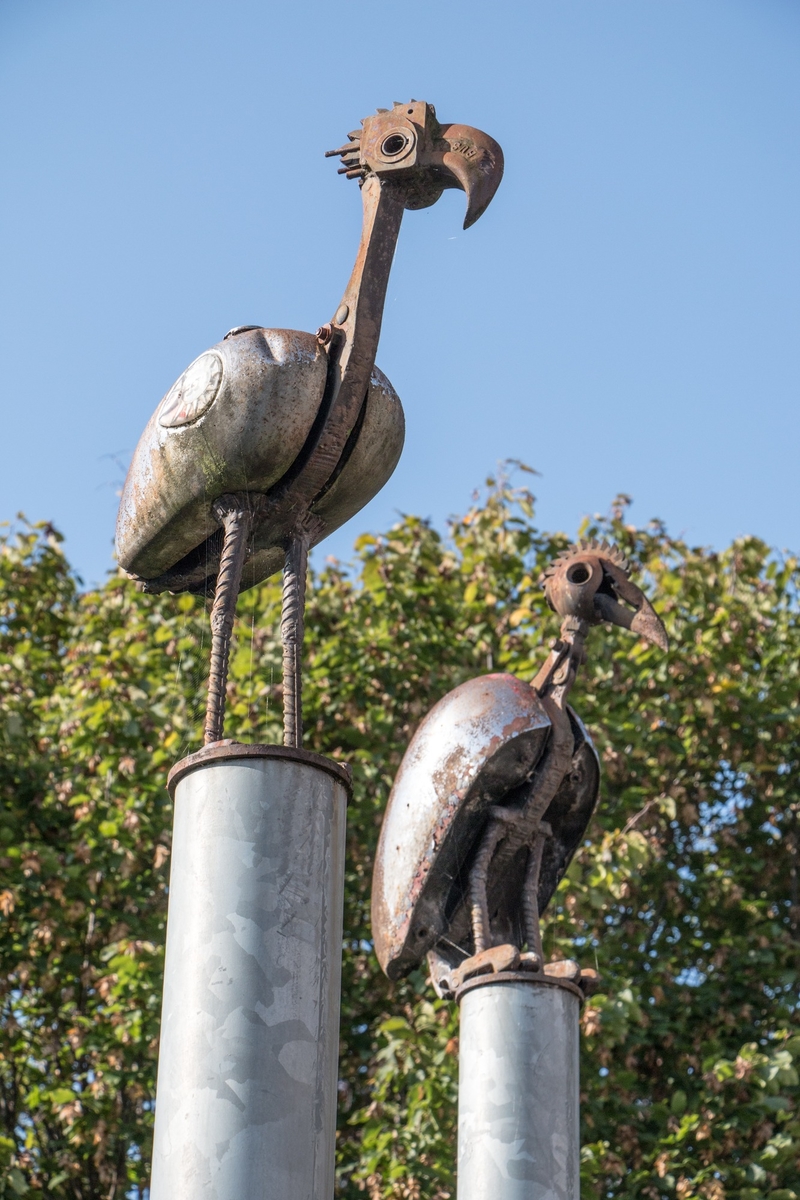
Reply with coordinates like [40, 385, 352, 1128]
[326, 174, 404, 419]
[262, 175, 405, 527]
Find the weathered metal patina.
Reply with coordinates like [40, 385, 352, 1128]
[371, 541, 668, 996]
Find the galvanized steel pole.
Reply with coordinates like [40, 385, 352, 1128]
[149, 744, 349, 1200]
[457, 976, 581, 1200]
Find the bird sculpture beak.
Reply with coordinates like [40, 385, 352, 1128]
[592, 562, 670, 652]
[429, 122, 505, 229]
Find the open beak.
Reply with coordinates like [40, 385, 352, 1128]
[593, 565, 669, 652]
[434, 123, 505, 228]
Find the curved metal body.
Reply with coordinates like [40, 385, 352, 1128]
[372, 673, 599, 981]
[116, 328, 403, 590]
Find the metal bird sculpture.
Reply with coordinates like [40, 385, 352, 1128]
[371, 540, 668, 998]
[115, 101, 503, 749]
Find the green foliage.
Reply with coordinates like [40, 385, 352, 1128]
[0, 473, 797, 1199]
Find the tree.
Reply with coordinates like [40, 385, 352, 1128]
[0, 472, 797, 1198]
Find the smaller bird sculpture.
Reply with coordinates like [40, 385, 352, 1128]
[371, 540, 668, 998]
[114, 101, 503, 751]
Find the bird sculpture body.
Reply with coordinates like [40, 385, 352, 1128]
[371, 542, 668, 997]
[115, 101, 503, 748]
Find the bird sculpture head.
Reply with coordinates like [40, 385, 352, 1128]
[327, 99, 504, 228]
[540, 540, 669, 652]
[371, 539, 668, 992]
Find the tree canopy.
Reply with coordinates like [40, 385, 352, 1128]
[0, 473, 797, 1199]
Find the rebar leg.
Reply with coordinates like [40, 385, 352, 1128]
[522, 821, 551, 962]
[204, 497, 251, 746]
[281, 535, 309, 749]
[468, 820, 505, 955]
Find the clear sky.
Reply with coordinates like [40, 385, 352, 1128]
[1, 0, 798, 587]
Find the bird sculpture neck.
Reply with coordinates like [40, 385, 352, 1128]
[531, 616, 589, 711]
[329, 174, 405, 396]
[264, 175, 405, 537]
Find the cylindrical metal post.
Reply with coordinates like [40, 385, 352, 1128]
[457, 976, 580, 1200]
[150, 744, 350, 1200]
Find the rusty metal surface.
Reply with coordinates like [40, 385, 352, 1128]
[447, 943, 520, 993]
[371, 673, 601, 981]
[454, 969, 585, 1006]
[309, 363, 404, 544]
[203, 497, 252, 745]
[281, 533, 313, 750]
[117, 101, 502, 596]
[166, 740, 352, 800]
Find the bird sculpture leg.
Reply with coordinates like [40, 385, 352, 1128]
[468, 819, 505, 955]
[281, 534, 309, 750]
[465, 677, 576, 964]
[204, 496, 252, 745]
[522, 820, 552, 962]
[468, 805, 523, 954]
[468, 635, 580, 939]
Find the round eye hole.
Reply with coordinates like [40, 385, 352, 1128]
[381, 132, 409, 157]
[567, 563, 591, 585]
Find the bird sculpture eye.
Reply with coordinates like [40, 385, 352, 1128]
[158, 352, 224, 428]
[381, 132, 410, 157]
[567, 564, 590, 584]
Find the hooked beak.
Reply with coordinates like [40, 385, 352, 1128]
[593, 565, 669, 652]
[432, 123, 505, 229]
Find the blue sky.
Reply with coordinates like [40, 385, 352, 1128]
[1, 0, 798, 587]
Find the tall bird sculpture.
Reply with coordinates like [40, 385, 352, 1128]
[372, 540, 668, 998]
[115, 101, 503, 749]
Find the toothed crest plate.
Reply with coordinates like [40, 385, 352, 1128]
[539, 538, 632, 590]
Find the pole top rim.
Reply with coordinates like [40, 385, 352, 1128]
[167, 741, 353, 800]
[455, 970, 585, 1006]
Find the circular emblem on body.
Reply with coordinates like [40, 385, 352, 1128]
[158, 352, 224, 428]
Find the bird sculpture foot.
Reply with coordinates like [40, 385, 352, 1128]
[441, 943, 521, 994]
